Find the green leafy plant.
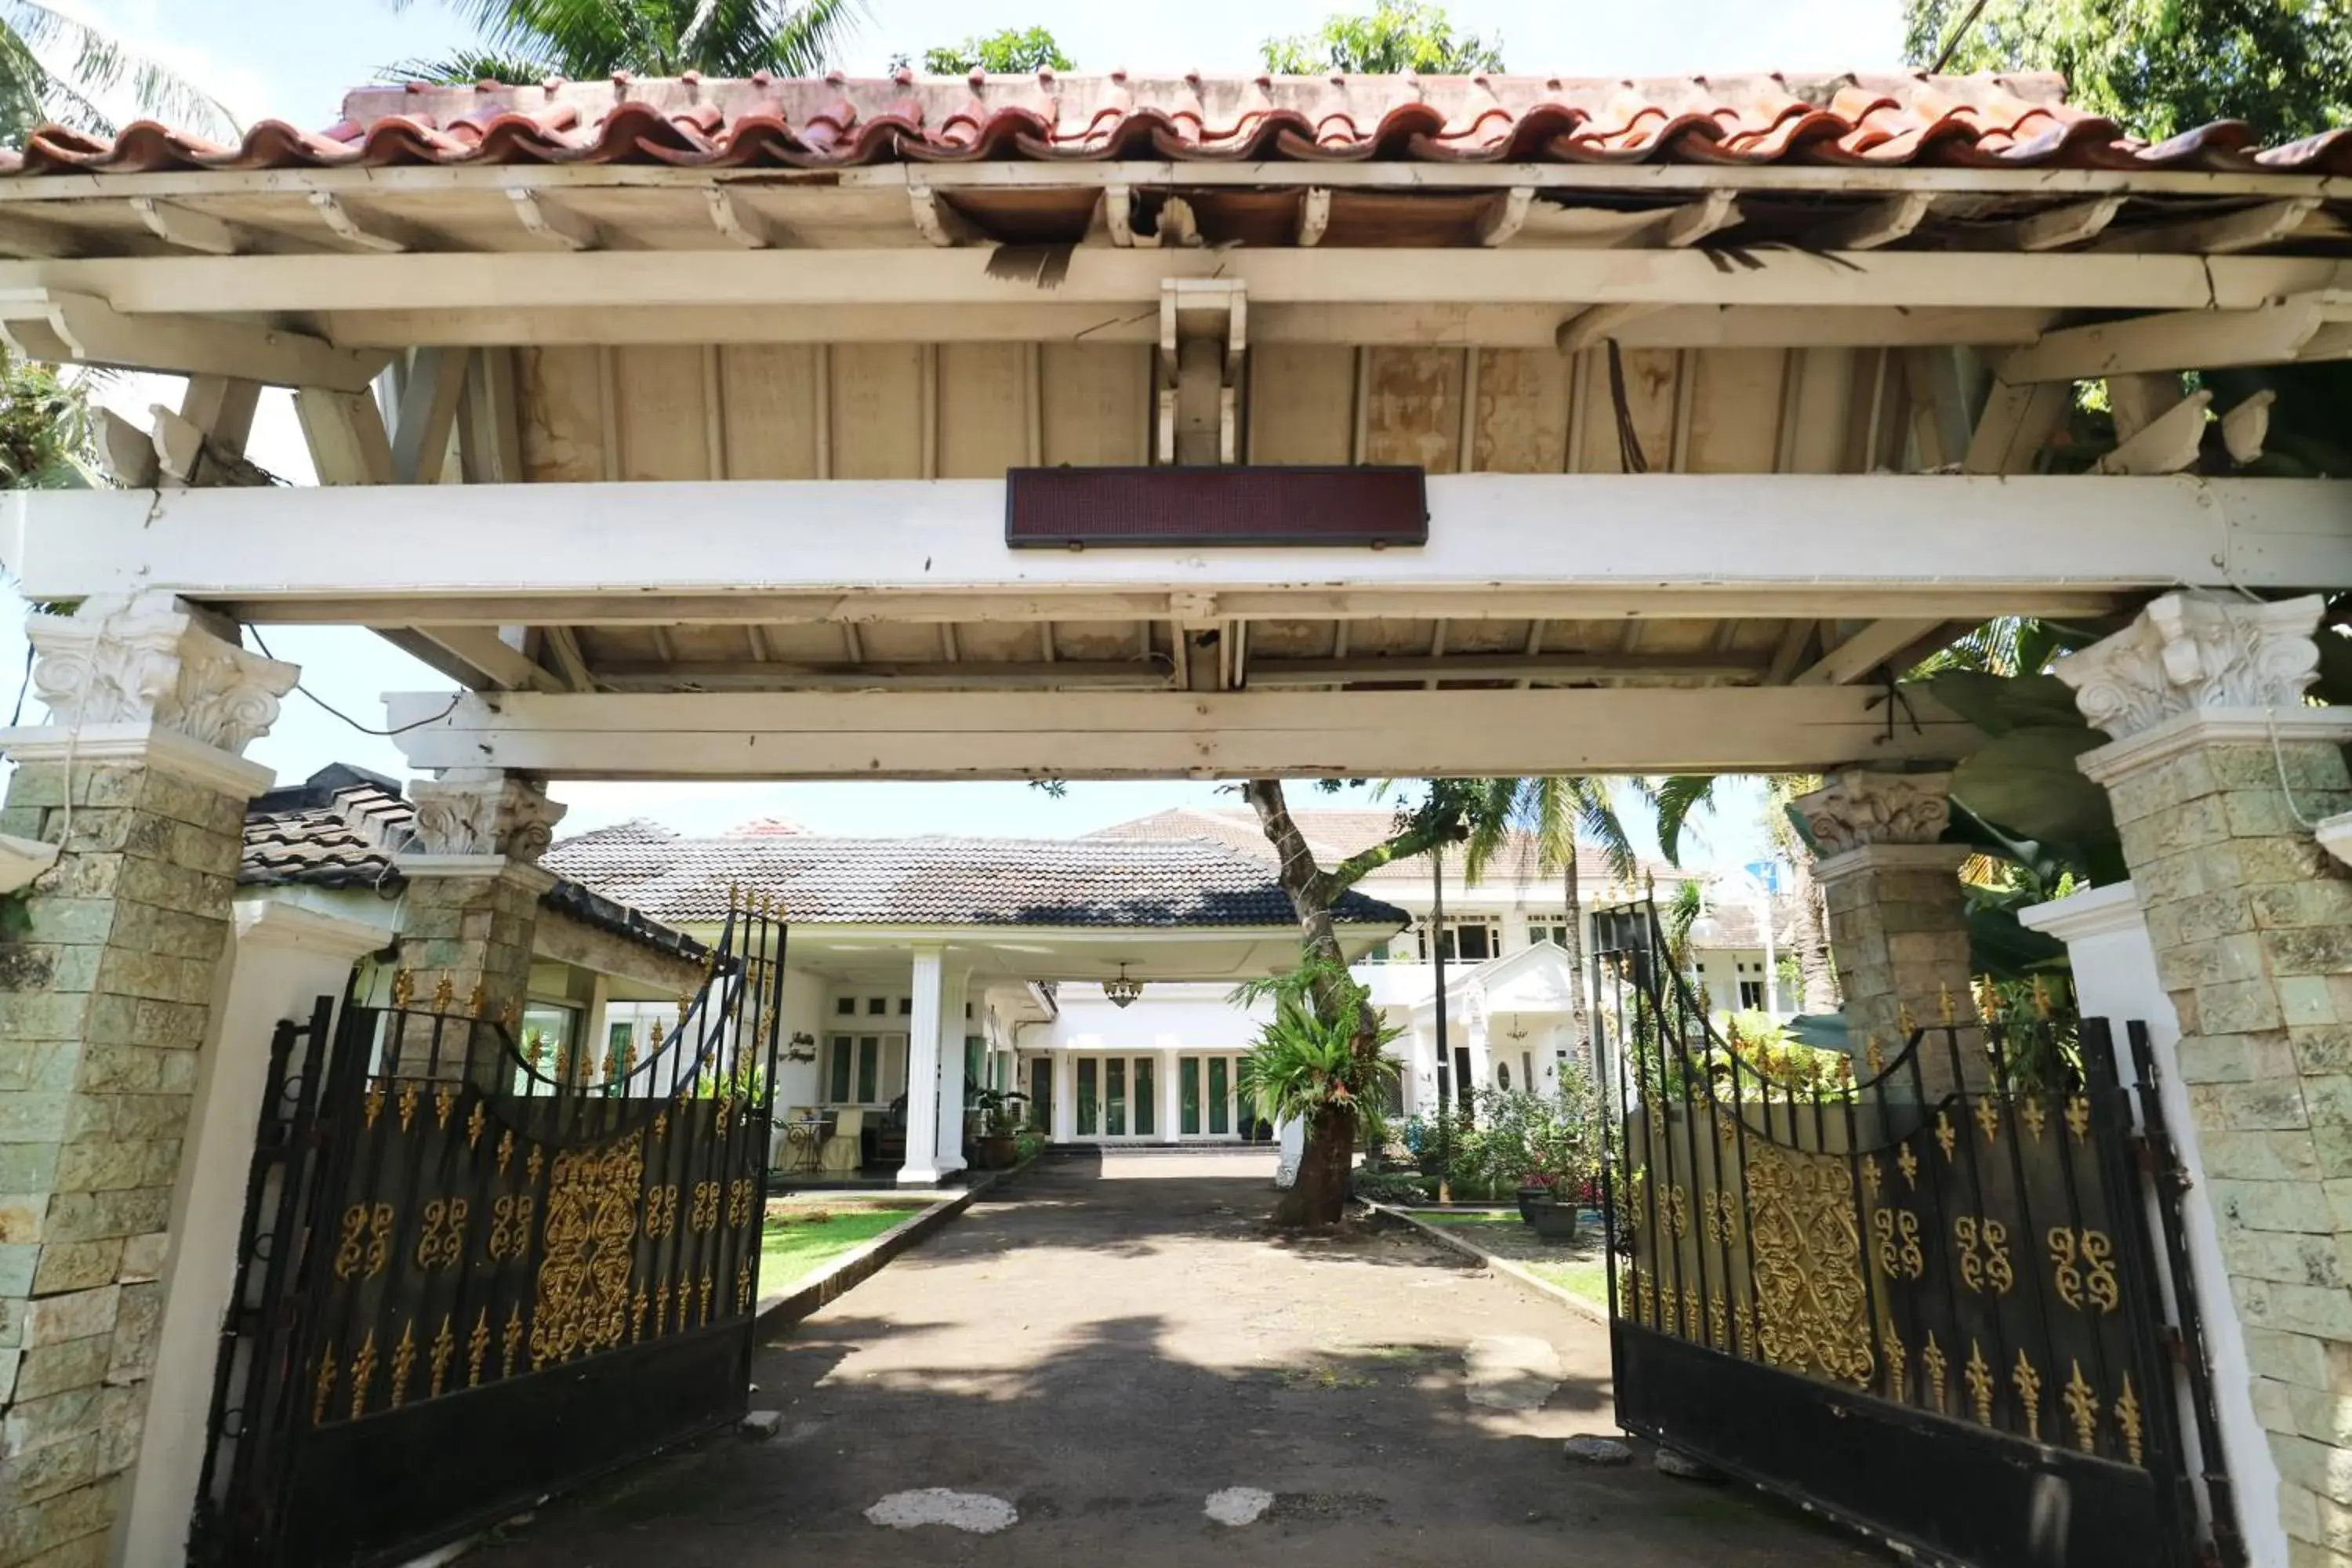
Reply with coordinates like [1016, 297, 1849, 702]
[1261, 1, 1503, 73]
[920, 26, 1073, 74]
[1237, 970, 1402, 1134]
[1354, 1170, 1434, 1206]
[384, 0, 862, 82]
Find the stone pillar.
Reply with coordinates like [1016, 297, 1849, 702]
[2056, 592, 2352, 1568]
[120, 902, 387, 1568]
[0, 594, 296, 1568]
[394, 771, 564, 1073]
[1791, 770, 1976, 1090]
[899, 947, 944, 1185]
[2020, 883, 2285, 1566]
[934, 968, 970, 1178]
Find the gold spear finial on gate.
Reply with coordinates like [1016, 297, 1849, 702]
[1938, 984, 1956, 1026]
[1896, 999, 1918, 1036]
[466, 981, 486, 1018]
[2031, 975, 2053, 1020]
[432, 975, 455, 1014]
[390, 969, 415, 1010]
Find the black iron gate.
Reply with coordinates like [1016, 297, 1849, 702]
[194, 891, 788, 1568]
[1591, 902, 2239, 1568]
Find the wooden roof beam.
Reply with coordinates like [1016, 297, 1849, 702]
[0, 286, 386, 390]
[2097, 197, 2321, 255]
[1802, 192, 1933, 252]
[1999, 289, 2352, 381]
[506, 188, 601, 251]
[129, 196, 241, 255]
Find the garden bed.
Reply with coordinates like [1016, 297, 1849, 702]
[1380, 1206, 1611, 1317]
[760, 1200, 934, 1290]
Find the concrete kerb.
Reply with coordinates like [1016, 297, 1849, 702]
[1362, 1200, 1608, 1326]
[755, 1157, 1036, 1331]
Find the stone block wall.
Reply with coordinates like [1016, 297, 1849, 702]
[2101, 733, 2352, 1567]
[0, 760, 245, 1568]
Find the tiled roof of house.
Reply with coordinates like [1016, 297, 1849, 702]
[12, 71, 2349, 176]
[1087, 805, 1667, 891]
[543, 821, 1408, 927]
[239, 768, 706, 963]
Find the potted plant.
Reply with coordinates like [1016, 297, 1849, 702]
[1515, 1062, 1603, 1243]
[968, 1089, 1027, 1170]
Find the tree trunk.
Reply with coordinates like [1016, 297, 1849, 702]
[1562, 843, 1587, 1063]
[1790, 855, 1839, 1014]
[1243, 779, 1363, 1228]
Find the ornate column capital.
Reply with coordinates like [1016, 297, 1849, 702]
[1791, 770, 1955, 857]
[404, 769, 567, 865]
[1, 593, 295, 797]
[24, 593, 295, 753]
[2055, 592, 2326, 741]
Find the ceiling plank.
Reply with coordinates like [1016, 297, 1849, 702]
[405, 623, 564, 692]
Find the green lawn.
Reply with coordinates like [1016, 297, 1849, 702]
[758, 1204, 927, 1290]
[1520, 1258, 1610, 1305]
[1417, 1210, 1522, 1225]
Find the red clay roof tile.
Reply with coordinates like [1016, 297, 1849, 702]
[6, 71, 2347, 177]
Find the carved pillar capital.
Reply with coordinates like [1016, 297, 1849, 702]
[2055, 592, 2326, 741]
[22, 593, 296, 756]
[405, 769, 567, 864]
[1791, 770, 1955, 869]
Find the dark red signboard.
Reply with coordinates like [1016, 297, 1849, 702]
[1004, 466, 1428, 549]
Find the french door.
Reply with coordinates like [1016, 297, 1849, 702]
[1176, 1054, 1258, 1139]
[1073, 1054, 1157, 1139]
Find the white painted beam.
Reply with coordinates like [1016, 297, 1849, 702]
[13, 475, 2346, 625]
[703, 187, 784, 249]
[3, 249, 2336, 318]
[1657, 191, 1742, 249]
[292, 388, 394, 485]
[2097, 197, 2321, 256]
[1962, 379, 2071, 474]
[2092, 390, 2212, 475]
[1792, 617, 1947, 685]
[1999, 291, 2352, 382]
[1295, 188, 1331, 249]
[1980, 195, 2125, 252]
[129, 197, 241, 256]
[506, 189, 600, 251]
[405, 624, 563, 692]
[1476, 188, 1534, 247]
[310, 299, 2060, 351]
[387, 347, 469, 485]
[383, 686, 1981, 780]
[307, 192, 424, 253]
[0, 288, 385, 390]
[1803, 192, 1932, 252]
[909, 186, 986, 247]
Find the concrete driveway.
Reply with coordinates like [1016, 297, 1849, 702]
[477, 1151, 1882, 1567]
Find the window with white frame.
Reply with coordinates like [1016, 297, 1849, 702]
[1526, 913, 1574, 949]
[1415, 916, 1502, 963]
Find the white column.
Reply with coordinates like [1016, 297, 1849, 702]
[1466, 1005, 1492, 1100]
[934, 967, 971, 1176]
[583, 971, 612, 1082]
[2020, 883, 2285, 1568]
[898, 946, 945, 1185]
[122, 902, 388, 1568]
[1054, 1050, 1076, 1143]
[1161, 1047, 1182, 1145]
[1408, 1025, 1436, 1116]
[1500, 907, 1531, 953]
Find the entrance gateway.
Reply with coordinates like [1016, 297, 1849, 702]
[0, 66, 2345, 1568]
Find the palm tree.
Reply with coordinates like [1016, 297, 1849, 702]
[0, 2, 232, 142]
[384, 0, 862, 83]
[1461, 777, 1638, 1067]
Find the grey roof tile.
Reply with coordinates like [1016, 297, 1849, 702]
[544, 825, 1407, 929]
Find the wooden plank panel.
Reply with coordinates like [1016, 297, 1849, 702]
[717, 344, 820, 479]
[1570, 347, 1679, 474]
[612, 344, 710, 481]
[1471, 347, 1570, 474]
[1247, 345, 1355, 465]
[1364, 347, 1465, 472]
[828, 343, 925, 479]
[1040, 343, 1149, 467]
[514, 344, 606, 483]
[1780, 347, 1857, 474]
[937, 343, 1029, 479]
[1683, 348, 1787, 474]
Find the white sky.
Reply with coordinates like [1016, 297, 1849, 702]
[0, 0, 1861, 862]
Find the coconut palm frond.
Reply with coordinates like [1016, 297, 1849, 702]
[1649, 774, 1722, 866]
[1571, 781, 1639, 886]
[1459, 777, 1519, 885]
[756, 0, 863, 74]
[381, 49, 560, 85]
[0, 1, 238, 136]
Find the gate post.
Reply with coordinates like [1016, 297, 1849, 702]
[394, 769, 565, 1063]
[2056, 593, 2352, 1568]
[0, 596, 295, 1568]
[1789, 771, 1978, 1092]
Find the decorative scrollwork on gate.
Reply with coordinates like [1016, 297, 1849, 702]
[1871, 1207, 1926, 1281]
[1954, 1216, 2015, 1296]
[1744, 1140, 1873, 1388]
[333, 1203, 394, 1279]
[2048, 1227, 2119, 1314]
[529, 1137, 644, 1367]
[414, 1199, 470, 1270]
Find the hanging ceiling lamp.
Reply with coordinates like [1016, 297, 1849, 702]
[1103, 963, 1143, 1009]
